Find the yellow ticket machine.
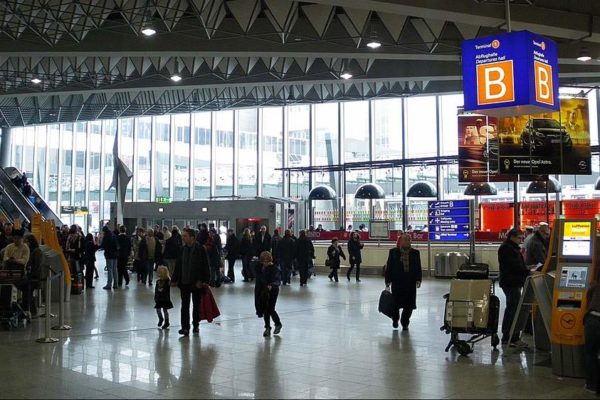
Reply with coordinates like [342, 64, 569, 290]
[551, 219, 597, 377]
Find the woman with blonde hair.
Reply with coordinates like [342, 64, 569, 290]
[155, 265, 173, 329]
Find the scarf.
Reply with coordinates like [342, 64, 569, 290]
[399, 247, 411, 273]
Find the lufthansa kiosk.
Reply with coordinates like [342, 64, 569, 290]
[551, 219, 597, 377]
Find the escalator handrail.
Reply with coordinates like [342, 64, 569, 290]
[0, 168, 38, 222]
[4, 166, 62, 225]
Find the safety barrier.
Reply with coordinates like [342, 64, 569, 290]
[36, 265, 70, 344]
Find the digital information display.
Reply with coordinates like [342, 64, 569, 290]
[559, 266, 589, 289]
[561, 221, 592, 258]
[428, 200, 471, 242]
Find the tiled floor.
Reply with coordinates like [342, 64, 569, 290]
[0, 262, 595, 399]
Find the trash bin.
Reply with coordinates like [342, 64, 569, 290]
[435, 253, 450, 277]
[448, 252, 469, 277]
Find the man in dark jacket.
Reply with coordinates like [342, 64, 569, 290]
[255, 225, 271, 255]
[197, 223, 209, 246]
[99, 226, 119, 290]
[172, 228, 210, 336]
[163, 227, 183, 276]
[295, 230, 314, 286]
[116, 226, 132, 287]
[526, 224, 550, 270]
[498, 228, 530, 348]
[277, 230, 296, 285]
[271, 229, 281, 264]
[224, 229, 239, 283]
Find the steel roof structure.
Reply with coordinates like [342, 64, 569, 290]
[1, 0, 600, 127]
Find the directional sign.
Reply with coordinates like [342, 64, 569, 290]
[429, 232, 471, 241]
[428, 200, 472, 242]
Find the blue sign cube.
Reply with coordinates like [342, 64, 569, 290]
[462, 30, 559, 117]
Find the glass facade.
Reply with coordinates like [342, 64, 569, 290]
[8, 92, 600, 232]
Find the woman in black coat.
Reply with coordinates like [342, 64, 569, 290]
[347, 232, 364, 282]
[295, 230, 314, 286]
[327, 237, 346, 283]
[385, 234, 422, 330]
[239, 228, 255, 282]
[224, 229, 240, 283]
[84, 233, 98, 289]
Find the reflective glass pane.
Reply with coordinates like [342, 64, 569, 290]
[154, 115, 171, 198]
[214, 110, 234, 196]
[406, 96, 437, 158]
[287, 105, 310, 198]
[440, 94, 462, 156]
[192, 112, 211, 199]
[373, 98, 403, 160]
[261, 107, 283, 197]
[238, 109, 257, 197]
[172, 114, 190, 200]
[136, 117, 152, 201]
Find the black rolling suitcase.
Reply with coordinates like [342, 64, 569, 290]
[71, 272, 84, 295]
[456, 263, 489, 280]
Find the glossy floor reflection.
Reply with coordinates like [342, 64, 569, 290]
[0, 263, 595, 399]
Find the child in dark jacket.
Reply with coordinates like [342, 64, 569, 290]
[259, 251, 282, 337]
[155, 266, 173, 329]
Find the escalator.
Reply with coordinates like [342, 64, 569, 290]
[0, 204, 13, 224]
[3, 167, 63, 226]
[0, 167, 40, 225]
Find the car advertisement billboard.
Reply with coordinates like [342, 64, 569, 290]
[458, 114, 502, 182]
[497, 98, 591, 175]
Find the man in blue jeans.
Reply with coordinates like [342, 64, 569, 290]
[498, 228, 530, 348]
[99, 225, 119, 290]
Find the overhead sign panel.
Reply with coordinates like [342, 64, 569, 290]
[462, 30, 559, 117]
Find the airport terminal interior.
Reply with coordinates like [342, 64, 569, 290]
[2, 0, 600, 399]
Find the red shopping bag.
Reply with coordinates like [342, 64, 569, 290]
[200, 286, 221, 322]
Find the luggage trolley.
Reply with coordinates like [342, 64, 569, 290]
[0, 269, 29, 329]
[440, 263, 500, 356]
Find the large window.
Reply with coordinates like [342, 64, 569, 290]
[136, 117, 152, 201]
[373, 98, 403, 160]
[9, 89, 600, 233]
[287, 105, 310, 198]
[261, 107, 283, 197]
[192, 112, 211, 198]
[439, 94, 462, 156]
[154, 115, 171, 198]
[214, 110, 234, 196]
[405, 96, 438, 158]
[172, 114, 190, 200]
[238, 109, 257, 196]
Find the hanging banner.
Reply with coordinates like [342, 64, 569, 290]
[462, 30, 559, 117]
[458, 114, 501, 182]
[497, 98, 591, 175]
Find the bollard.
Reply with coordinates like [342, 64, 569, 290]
[52, 272, 71, 331]
[36, 277, 58, 343]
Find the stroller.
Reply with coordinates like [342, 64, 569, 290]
[440, 263, 500, 356]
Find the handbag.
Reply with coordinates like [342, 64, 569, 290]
[378, 289, 396, 319]
[325, 258, 331, 267]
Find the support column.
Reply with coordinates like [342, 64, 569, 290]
[0, 127, 12, 168]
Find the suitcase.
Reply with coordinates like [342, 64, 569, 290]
[71, 272, 84, 295]
[456, 263, 489, 280]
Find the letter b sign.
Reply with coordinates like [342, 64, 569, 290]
[476, 61, 515, 105]
[534, 61, 554, 106]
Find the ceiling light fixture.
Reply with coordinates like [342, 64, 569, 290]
[31, 77, 42, 84]
[340, 72, 353, 80]
[141, 26, 157, 36]
[366, 40, 381, 49]
[170, 74, 182, 82]
[577, 48, 592, 62]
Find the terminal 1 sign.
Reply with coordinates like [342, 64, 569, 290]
[462, 30, 559, 117]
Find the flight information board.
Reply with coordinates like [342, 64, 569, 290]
[428, 200, 471, 241]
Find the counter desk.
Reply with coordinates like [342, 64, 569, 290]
[311, 241, 501, 277]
